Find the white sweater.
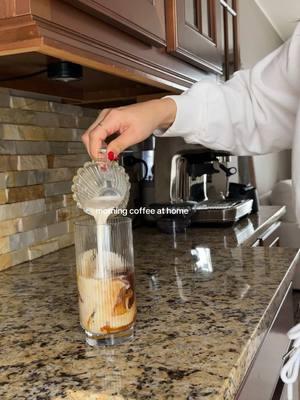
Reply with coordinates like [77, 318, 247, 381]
[156, 23, 300, 221]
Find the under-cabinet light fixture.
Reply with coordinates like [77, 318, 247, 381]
[47, 61, 83, 82]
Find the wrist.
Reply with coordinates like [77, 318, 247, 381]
[155, 97, 177, 129]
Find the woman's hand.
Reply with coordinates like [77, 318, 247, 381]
[81, 98, 176, 160]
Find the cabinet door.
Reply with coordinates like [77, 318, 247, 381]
[166, 0, 223, 74]
[66, 0, 166, 46]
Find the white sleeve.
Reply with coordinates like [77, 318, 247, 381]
[155, 22, 300, 156]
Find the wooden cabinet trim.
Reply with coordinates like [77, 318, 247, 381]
[0, 0, 31, 19]
[232, 0, 240, 71]
[222, 0, 239, 80]
[208, 0, 217, 44]
[165, 0, 178, 51]
[1, 0, 240, 95]
[63, 0, 166, 47]
[0, 0, 211, 92]
[37, 17, 195, 89]
[0, 15, 42, 55]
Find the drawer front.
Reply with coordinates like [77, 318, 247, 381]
[259, 222, 281, 247]
[251, 222, 281, 248]
[236, 283, 294, 400]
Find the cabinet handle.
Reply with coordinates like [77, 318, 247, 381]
[219, 0, 237, 16]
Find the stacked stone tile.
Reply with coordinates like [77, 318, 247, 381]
[0, 89, 98, 270]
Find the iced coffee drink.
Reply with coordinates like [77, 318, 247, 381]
[77, 250, 136, 335]
[74, 218, 136, 346]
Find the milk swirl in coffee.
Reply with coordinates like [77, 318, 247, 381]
[78, 193, 136, 336]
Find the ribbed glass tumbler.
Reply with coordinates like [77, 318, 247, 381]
[74, 217, 136, 346]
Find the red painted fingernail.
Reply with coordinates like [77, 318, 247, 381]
[108, 151, 114, 161]
[108, 151, 119, 161]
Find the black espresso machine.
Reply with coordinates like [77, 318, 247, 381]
[167, 150, 258, 224]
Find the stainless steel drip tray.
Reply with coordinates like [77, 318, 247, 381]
[191, 199, 253, 224]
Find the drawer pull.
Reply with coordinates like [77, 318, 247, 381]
[219, 0, 237, 16]
[282, 347, 297, 362]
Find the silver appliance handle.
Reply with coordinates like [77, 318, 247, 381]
[219, 0, 237, 16]
[170, 154, 184, 203]
[170, 154, 191, 203]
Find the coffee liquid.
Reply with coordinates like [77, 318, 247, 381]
[78, 194, 136, 335]
[78, 268, 136, 334]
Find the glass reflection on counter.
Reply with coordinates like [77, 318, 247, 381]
[191, 247, 213, 274]
[170, 228, 189, 249]
[81, 347, 131, 399]
[233, 218, 255, 245]
[148, 273, 160, 291]
[174, 260, 189, 303]
[172, 247, 214, 302]
[239, 284, 251, 299]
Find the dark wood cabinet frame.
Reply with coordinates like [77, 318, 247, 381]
[223, 0, 240, 79]
[194, 0, 217, 44]
[165, 0, 223, 74]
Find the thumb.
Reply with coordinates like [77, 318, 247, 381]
[107, 130, 139, 158]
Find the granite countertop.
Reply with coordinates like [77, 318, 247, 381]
[0, 231, 299, 400]
[135, 205, 286, 250]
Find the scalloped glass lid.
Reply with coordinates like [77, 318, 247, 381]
[72, 158, 130, 217]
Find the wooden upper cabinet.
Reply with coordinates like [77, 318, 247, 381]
[66, 0, 166, 46]
[166, 0, 224, 74]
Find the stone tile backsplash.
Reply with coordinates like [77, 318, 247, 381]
[0, 89, 98, 271]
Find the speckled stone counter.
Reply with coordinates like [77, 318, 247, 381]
[135, 205, 286, 250]
[0, 236, 298, 399]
